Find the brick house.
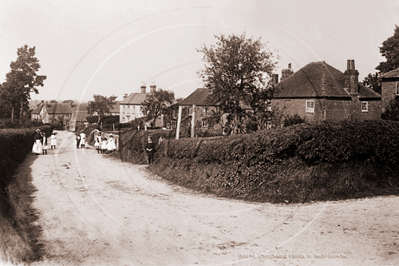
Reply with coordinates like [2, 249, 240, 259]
[272, 60, 382, 122]
[31, 102, 74, 125]
[380, 68, 399, 112]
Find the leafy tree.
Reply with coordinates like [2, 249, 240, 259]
[382, 98, 399, 121]
[197, 33, 277, 133]
[0, 45, 46, 123]
[140, 89, 175, 127]
[361, 72, 381, 95]
[376, 25, 399, 73]
[87, 94, 117, 123]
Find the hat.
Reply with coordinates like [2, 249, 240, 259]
[80, 130, 84, 133]
[109, 134, 113, 137]
[36, 129, 40, 132]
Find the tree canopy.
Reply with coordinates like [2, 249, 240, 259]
[0, 45, 46, 123]
[376, 25, 399, 73]
[197, 33, 277, 133]
[140, 88, 175, 127]
[87, 94, 117, 123]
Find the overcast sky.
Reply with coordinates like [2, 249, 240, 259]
[1, 0, 398, 102]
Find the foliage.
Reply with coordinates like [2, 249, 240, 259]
[140, 89, 175, 127]
[376, 25, 399, 73]
[382, 97, 399, 121]
[361, 72, 381, 94]
[116, 120, 399, 203]
[197, 32, 277, 133]
[87, 94, 117, 123]
[283, 113, 305, 127]
[0, 45, 46, 124]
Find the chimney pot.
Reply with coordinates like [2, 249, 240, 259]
[140, 85, 146, 94]
[347, 60, 351, 70]
[288, 63, 291, 69]
[150, 84, 156, 93]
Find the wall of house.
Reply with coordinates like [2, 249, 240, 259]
[381, 79, 399, 112]
[273, 97, 381, 123]
[190, 106, 218, 127]
[272, 98, 324, 122]
[120, 105, 143, 123]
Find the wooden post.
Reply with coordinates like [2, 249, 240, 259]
[191, 104, 196, 138]
[176, 105, 182, 140]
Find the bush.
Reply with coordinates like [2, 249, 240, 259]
[142, 120, 399, 203]
[0, 126, 52, 189]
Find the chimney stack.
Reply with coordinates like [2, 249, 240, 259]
[150, 84, 156, 93]
[344, 59, 359, 96]
[140, 85, 146, 94]
[281, 63, 294, 81]
[123, 93, 128, 99]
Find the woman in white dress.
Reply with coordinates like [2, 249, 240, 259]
[107, 134, 117, 154]
[32, 129, 43, 155]
[50, 133, 57, 149]
[79, 130, 86, 148]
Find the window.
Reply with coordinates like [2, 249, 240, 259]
[126, 105, 130, 114]
[361, 101, 368, 112]
[266, 121, 272, 129]
[201, 120, 208, 128]
[123, 106, 126, 114]
[171, 120, 177, 129]
[267, 106, 272, 112]
[131, 106, 135, 114]
[306, 100, 314, 113]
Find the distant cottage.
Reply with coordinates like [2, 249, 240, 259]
[273, 60, 382, 122]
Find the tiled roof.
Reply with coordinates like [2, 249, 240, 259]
[73, 111, 88, 122]
[120, 93, 148, 105]
[31, 103, 44, 114]
[380, 68, 399, 78]
[179, 88, 214, 106]
[274, 61, 380, 99]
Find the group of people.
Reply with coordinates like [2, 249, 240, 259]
[94, 132, 117, 154]
[76, 130, 117, 154]
[32, 129, 57, 155]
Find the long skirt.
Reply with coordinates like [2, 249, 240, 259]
[107, 140, 116, 151]
[51, 138, 57, 146]
[32, 140, 43, 154]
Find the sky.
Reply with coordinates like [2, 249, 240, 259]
[1, 0, 399, 103]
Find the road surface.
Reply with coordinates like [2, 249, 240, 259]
[26, 130, 399, 266]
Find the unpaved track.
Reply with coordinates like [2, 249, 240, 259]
[26, 131, 399, 266]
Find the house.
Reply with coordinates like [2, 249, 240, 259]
[69, 103, 89, 131]
[380, 68, 399, 112]
[110, 101, 120, 116]
[177, 88, 219, 129]
[31, 101, 74, 125]
[120, 84, 155, 123]
[272, 60, 382, 122]
[31, 101, 49, 123]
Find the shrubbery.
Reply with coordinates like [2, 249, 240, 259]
[117, 120, 399, 203]
[0, 125, 52, 189]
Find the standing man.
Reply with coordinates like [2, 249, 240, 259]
[145, 137, 155, 165]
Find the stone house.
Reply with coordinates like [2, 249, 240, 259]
[380, 68, 399, 112]
[119, 84, 163, 127]
[272, 60, 382, 122]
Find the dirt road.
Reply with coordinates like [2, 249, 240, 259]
[27, 130, 398, 266]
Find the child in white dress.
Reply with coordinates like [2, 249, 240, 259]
[101, 138, 108, 154]
[50, 133, 57, 149]
[107, 134, 117, 154]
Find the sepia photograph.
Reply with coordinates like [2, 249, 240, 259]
[0, 0, 399, 265]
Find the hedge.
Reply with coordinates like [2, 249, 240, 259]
[116, 120, 399, 203]
[0, 126, 52, 190]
